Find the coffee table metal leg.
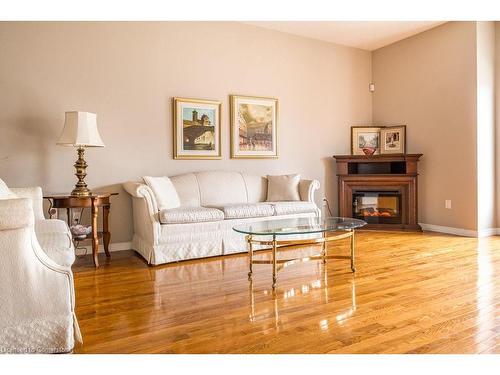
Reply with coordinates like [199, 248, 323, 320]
[247, 235, 253, 280]
[272, 235, 277, 288]
[249, 277, 255, 322]
[322, 231, 327, 264]
[350, 230, 356, 272]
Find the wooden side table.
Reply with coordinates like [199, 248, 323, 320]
[44, 192, 118, 268]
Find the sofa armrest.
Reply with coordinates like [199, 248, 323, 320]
[0, 198, 34, 231]
[123, 181, 161, 248]
[299, 179, 320, 202]
[123, 181, 159, 213]
[9, 187, 44, 220]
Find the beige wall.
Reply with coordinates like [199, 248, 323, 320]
[496, 23, 500, 229]
[372, 22, 479, 230]
[0, 22, 372, 243]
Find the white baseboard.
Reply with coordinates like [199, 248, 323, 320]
[477, 228, 499, 238]
[78, 241, 132, 253]
[419, 223, 500, 238]
[419, 223, 477, 237]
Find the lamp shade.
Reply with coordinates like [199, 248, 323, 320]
[57, 111, 105, 147]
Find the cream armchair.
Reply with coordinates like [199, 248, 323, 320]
[0, 188, 81, 353]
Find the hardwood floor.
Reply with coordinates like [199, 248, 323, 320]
[73, 231, 500, 353]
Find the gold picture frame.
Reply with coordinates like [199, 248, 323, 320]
[380, 125, 406, 154]
[230, 95, 278, 159]
[173, 97, 222, 160]
[351, 126, 384, 155]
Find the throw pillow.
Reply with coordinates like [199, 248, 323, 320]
[0, 178, 17, 200]
[143, 176, 181, 211]
[266, 174, 301, 202]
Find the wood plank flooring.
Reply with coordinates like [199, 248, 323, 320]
[72, 231, 500, 353]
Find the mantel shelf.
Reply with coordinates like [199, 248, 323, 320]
[337, 173, 419, 177]
[333, 154, 423, 161]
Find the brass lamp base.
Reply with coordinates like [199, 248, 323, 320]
[71, 146, 92, 197]
[71, 187, 92, 197]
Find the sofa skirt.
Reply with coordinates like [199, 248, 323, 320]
[133, 212, 318, 265]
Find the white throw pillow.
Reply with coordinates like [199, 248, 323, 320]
[143, 176, 181, 210]
[0, 178, 17, 200]
[266, 174, 301, 202]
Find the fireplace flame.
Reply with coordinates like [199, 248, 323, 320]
[359, 209, 396, 217]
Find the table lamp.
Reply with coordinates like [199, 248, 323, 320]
[57, 111, 105, 197]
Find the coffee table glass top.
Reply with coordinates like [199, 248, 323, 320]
[233, 217, 366, 236]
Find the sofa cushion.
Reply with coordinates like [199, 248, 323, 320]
[266, 174, 301, 202]
[9, 187, 44, 220]
[241, 174, 268, 203]
[195, 171, 248, 206]
[159, 207, 224, 224]
[35, 220, 75, 267]
[170, 173, 201, 207]
[143, 176, 181, 210]
[35, 218, 69, 234]
[0, 178, 17, 199]
[218, 203, 275, 219]
[271, 201, 318, 216]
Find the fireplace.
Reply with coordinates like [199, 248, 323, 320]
[333, 154, 422, 231]
[352, 191, 402, 224]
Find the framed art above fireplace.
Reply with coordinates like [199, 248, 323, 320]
[351, 126, 383, 155]
[380, 125, 406, 154]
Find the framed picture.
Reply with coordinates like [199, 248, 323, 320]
[380, 125, 406, 154]
[173, 97, 221, 159]
[351, 126, 384, 155]
[230, 95, 278, 159]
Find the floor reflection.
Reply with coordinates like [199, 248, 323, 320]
[476, 238, 494, 352]
[248, 264, 357, 330]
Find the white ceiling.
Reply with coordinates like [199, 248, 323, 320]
[244, 21, 447, 51]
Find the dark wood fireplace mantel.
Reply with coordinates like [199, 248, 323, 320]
[333, 154, 423, 231]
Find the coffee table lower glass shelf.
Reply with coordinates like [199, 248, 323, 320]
[233, 217, 367, 288]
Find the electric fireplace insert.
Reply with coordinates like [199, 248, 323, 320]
[352, 190, 402, 225]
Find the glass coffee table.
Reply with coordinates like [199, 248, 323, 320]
[233, 217, 366, 288]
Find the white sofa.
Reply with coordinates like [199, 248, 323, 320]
[123, 171, 320, 265]
[0, 184, 80, 353]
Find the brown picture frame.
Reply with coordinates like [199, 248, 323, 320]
[380, 125, 406, 154]
[351, 126, 384, 155]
